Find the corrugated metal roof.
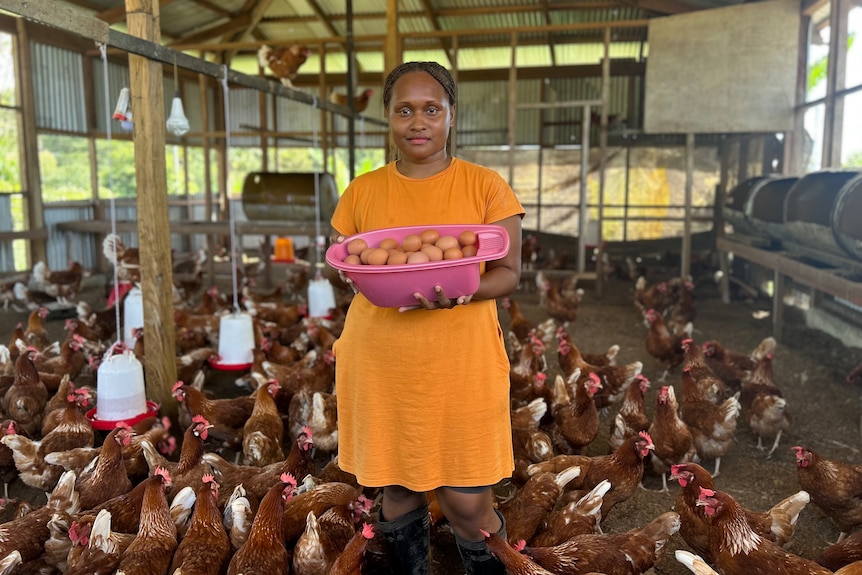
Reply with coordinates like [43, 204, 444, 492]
[32, 43, 87, 133]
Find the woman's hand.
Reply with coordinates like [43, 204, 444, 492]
[398, 286, 473, 313]
[328, 233, 358, 294]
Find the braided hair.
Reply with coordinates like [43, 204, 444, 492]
[382, 62, 457, 109]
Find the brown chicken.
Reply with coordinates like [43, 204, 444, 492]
[848, 363, 862, 386]
[503, 297, 536, 343]
[608, 374, 651, 451]
[23, 307, 52, 351]
[550, 371, 600, 454]
[76, 300, 119, 342]
[682, 337, 732, 404]
[519, 510, 680, 575]
[667, 279, 697, 335]
[32, 260, 84, 302]
[258, 44, 310, 88]
[0, 469, 78, 563]
[102, 233, 140, 283]
[696, 487, 831, 575]
[527, 431, 655, 522]
[634, 276, 674, 314]
[499, 464, 582, 545]
[1, 387, 94, 491]
[308, 389, 338, 454]
[644, 308, 691, 379]
[114, 467, 178, 575]
[282, 481, 369, 544]
[34, 334, 87, 391]
[329, 88, 374, 114]
[328, 522, 375, 575]
[556, 328, 642, 410]
[702, 336, 776, 391]
[173, 381, 255, 450]
[168, 474, 232, 575]
[648, 385, 696, 493]
[672, 462, 809, 562]
[530, 479, 609, 547]
[511, 401, 553, 485]
[0, 420, 24, 502]
[65, 509, 134, 575]
[680, 365, 741, 477]
[205, 425, 315, 508]
[537, 271, 584, 325]
[794, 445, 862, 541]
[743, 354, 790, 458]
[228, 473, 298, 575]
[818, 529, 862, 571]
[75, 423, 134, 511]
[293, 507, 353, 575]
[481, 529, 555, 575]
[142, 415, 213, 499]
[2, 350, 49, 436]
[242, 379, 284, 466]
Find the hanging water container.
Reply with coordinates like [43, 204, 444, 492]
[123, 287, 144, 348]
[89, 349, 155, 429]
[308, 262, 335, 318]
[212, 312, 255, 370]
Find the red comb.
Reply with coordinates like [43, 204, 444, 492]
[514, 540, 526, 551]
[280, 472, 297, 486]
[361, 522, 375, 539]
[171, 381, 184, 393]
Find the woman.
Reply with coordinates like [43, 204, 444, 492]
[329, 61, 523, 574]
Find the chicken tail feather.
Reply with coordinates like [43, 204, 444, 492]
[102, 234, 125, 266]
[32, 261, 48, 285]
[257, 45, 272, 68]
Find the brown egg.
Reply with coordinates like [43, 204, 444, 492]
[462, 244, 478, 257]
[343, 254, 362, 265]
[366, 248, 390, 266]
[359, 247, 374, 264]
[443, 247, 464, 260]
[419, 228, 441, 245]
[459, 230, 477, 247]
[435, 235, 460, 251]
[387, 251, 409, 265]
[347, 238, 368, 255]
[421, 245, 444, 261]
[379, 237, 399, 250]
[407, 251, 430, 264]
[401, 234, 422, 252]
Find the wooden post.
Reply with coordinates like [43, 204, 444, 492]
[125, 0, 178, 413]
[384, 0, 399, 162]
[682, 132, 694, 280]
[15, 19, 47, 267]
[507, 32, 517, 187]
[198, 67, 216, 284]
[596, 26, 610, 296]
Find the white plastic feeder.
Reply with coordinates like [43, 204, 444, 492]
[123, 287, 144, 348]
[96, 349, 147, 422]
[307, 262, 335, 318]
[216, 312, 255, 366]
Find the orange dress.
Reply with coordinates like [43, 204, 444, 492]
[330, 158, 524, 491]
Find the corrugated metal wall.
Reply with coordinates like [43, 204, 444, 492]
[32, 43, 87, 133]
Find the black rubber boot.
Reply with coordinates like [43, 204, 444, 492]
[455, 509, 506, 575]
[376, 504, 431, 575]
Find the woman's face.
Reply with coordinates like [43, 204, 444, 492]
[386, 71, 455, 165]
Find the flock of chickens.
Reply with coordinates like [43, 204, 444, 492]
[0, 238, 861, 574]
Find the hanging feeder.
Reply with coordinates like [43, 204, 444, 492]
[166, 58, 190, 137]
[87, 346, 158, 430]
[211, 312, 255, 370]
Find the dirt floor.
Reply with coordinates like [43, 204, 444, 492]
[2, 264, 862, 574]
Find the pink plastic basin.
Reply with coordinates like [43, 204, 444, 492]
[325, 224, 510, 308]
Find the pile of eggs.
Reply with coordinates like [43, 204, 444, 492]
[342, 228, 478, 265]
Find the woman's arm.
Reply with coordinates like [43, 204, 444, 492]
[472, 214, 522, 301]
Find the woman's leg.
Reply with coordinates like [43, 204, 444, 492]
[435, 487, 505, 575]
[377, 485, 430, 575]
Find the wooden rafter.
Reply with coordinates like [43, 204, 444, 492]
[97, 0, 178, 24]
[189, 0, 232, 18]
[224, 0, 274, 62]
[168, 13, 251, 47]
[416, 0, 454, 68]
[305, 0, 340, 37]
[538, 0, 556, 66]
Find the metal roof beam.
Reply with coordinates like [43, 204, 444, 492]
[97, 0, 178, 24]
[168, 13, 252, 47]
[305, 0, 341, 37]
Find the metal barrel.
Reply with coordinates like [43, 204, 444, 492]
[723, 176, 770, 237]
[743, 175, 799, 242]
[241, 172, 339, 222]
[833, 173, 862, 262]
[780, 170, 860, 258]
